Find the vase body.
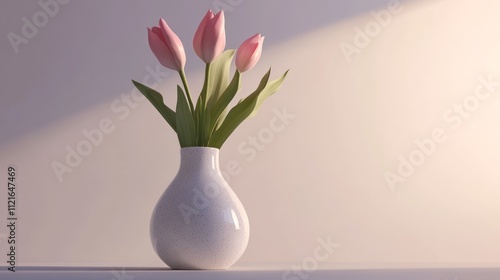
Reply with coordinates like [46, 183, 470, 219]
[150, 147, 250, 269]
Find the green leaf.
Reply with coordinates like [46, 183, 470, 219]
[214, 109, 227, 131]
[200, 111, 211, 147]
[208, 69, 289, 148]
[132, 80, 176, 132]
[205, 49, 236, 112]
[209, 70, 241, 135]
[194, 98, 202, 146]
[195, 63, 210, 145]
[195, 50, 236, 146]
[175, 85, 197, 147]
[249, 69, 289, 117]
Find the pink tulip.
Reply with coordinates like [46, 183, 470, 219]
[193, 10, 226, 63]
[148, 18, 186, 71]
[235, 34, 265, 72]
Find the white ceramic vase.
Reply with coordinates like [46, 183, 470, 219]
[150, 147, 250, 269]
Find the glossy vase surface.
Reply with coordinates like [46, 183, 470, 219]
[150, 147, 250, 269]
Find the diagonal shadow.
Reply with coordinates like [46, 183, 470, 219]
[0, 0, 419, 146]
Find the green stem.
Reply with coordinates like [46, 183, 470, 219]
[198, 63, 211, 146]
[201, 63, 211, 109]
[179, 69, 195, 115]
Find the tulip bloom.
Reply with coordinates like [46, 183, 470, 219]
[235, 34, 264, 72]
[193, 10, 226, 63]
[148, 18, 186, 71]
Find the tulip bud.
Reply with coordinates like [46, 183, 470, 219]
[235, 34, 264, 72]
[193, 10, 226, 63]
[148, 18, 186, 71]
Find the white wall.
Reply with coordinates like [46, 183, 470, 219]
[1, 0, 500, 268]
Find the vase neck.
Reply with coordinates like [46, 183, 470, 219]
[179, 147, 220, 172]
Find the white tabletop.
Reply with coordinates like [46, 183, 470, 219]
[0, 266, 499, 280]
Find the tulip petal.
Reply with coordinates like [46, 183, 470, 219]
[148, 27, 179, 70]
[159, 18, 186, 70]
[193, 10, 214, 61]
[151, 27, 166, 44]
[236, 34, 264, 72]
[201, 10, 226, 63]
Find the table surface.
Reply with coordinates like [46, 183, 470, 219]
[1, 266, 500, 280]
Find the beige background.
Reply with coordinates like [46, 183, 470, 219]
[1, 0, 500, 268]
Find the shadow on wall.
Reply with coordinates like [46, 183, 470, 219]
[0, 0, 415, 146]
